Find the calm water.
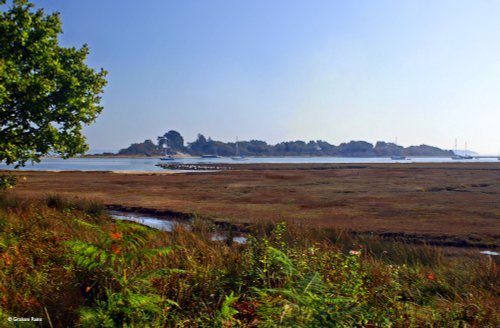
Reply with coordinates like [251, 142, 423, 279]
[1, 156, 499, 172]
[110, 210, 247, 244]
[110, 210, 186, 231]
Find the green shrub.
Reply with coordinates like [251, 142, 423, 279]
[64, 220, 181, 327]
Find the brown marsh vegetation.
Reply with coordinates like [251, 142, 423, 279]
[9, 162, 500, 248]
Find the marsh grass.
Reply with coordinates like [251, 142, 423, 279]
[45, 194, 106, 218]
[0, 193, 498, 327]
[14, 165, 500, 248]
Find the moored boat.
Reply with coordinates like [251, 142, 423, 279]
[232, 137, 247, 160]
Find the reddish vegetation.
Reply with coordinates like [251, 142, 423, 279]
[9, 162, 500, 246]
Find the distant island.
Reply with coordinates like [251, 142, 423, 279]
[100, 130, 453, 158]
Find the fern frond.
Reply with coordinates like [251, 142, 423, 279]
[267, 246, 296, 276]
[74, 219, 104, 234]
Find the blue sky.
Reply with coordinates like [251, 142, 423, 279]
[29, 0, 500, 154]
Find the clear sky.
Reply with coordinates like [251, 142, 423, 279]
[30, 0, 500, 154]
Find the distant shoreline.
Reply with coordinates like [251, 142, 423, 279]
[79, 154, 197, 159]
[79, 154, 455, 159]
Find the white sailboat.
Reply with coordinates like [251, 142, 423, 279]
[232, 137, 247, 160]
[160, 144, 175, 161]
[390, 137, 406, 160]
[462, 142, 473, 159]
[452, 140, 473, 160]
[451, 138, 462, 160]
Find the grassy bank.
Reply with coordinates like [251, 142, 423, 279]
[0, 193, 498, 327]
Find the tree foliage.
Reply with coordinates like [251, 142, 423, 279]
[0, 0, 107, 167]
[120, 130, 454, 158]
[157, 130, 184, 153]
[117, 139, 160, 156]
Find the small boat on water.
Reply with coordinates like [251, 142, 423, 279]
[232, 137, 247, 161]
[452, 141, 473, 160]
[391, 137, 406, 160]
[452, 155, 473, 160]
[159, 143, 176, 160]
[201, 154, 220, 159]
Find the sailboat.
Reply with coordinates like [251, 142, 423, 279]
[452, 140, 473, 160]
[390, 137, 406, 160]
[451, 138, 463, 160]
[160, 144, 175, 161]
[232, 137, 247, 160]
[462, 142, 473, 159]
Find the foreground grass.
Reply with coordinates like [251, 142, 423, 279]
[0, 193, 498, 327]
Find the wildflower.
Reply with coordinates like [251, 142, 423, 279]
[110, 231, 122, 241]
[308, 245, 318, 255]
[427, 273, 435, 280]
[28, 296, 39, 306]
[349, 250, 361, 256]
[2, 254, 12, 265]
[111, 245, 121, 255]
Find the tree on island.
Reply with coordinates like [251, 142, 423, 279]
[117, 130, 454, 158]
[157, 130, 185, 154]
[187, 134, 209, 155]
[0, 0, 107, 186]
[118, 139, 160, 156]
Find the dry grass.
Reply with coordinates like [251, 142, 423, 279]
[7, 162, 500, 247]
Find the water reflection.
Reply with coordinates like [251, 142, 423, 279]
[480, 250, 500, 256]
[109, 211, 184, 231]
[109, 210, 247, 244]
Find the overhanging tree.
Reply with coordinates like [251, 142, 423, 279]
[0, 0, 107, 168]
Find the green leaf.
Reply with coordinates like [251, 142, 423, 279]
[0, 0, 107, 167]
